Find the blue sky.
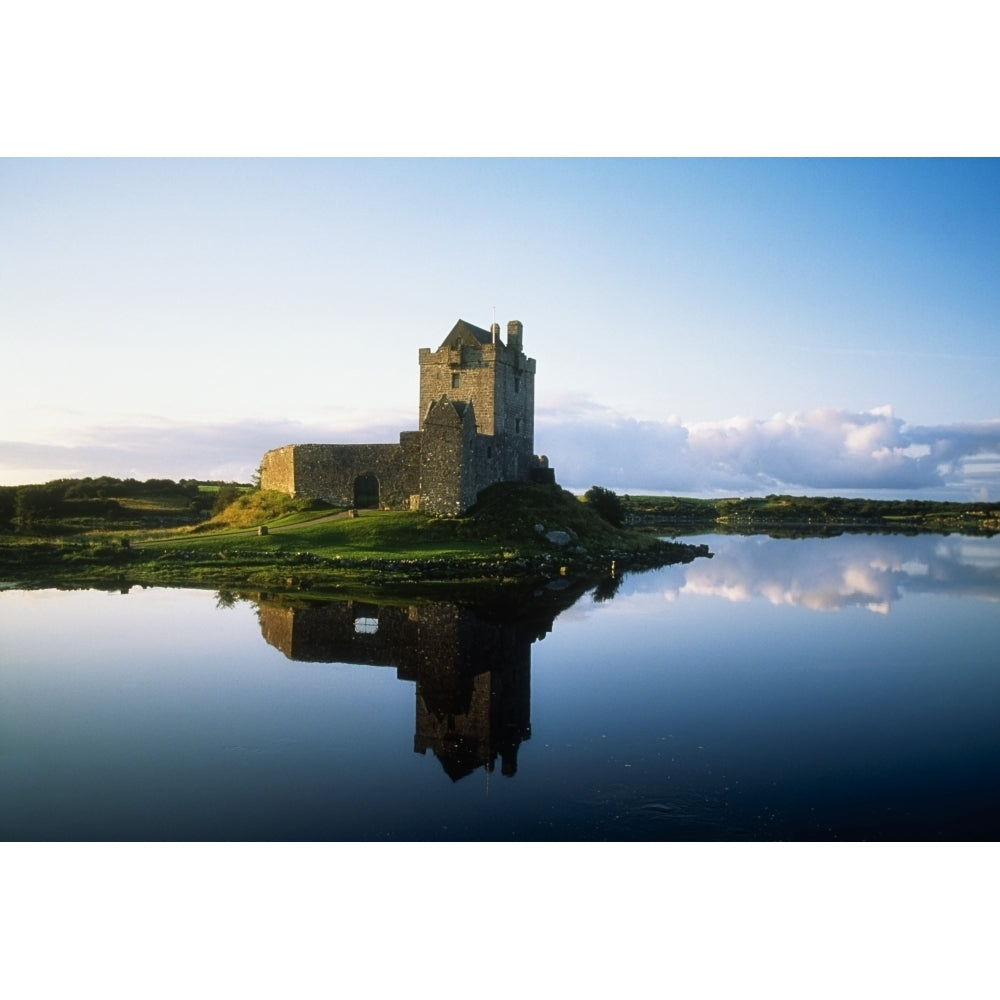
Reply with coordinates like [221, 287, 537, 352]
[3, 157, 999, 499]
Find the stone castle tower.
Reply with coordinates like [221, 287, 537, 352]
[259, 318, 553, 515]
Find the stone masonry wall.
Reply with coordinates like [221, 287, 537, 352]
[419, 399, 478, 516]
[419, 342, 501, 436]
[260, 441, 418, 509]
[259, 444, 297, 495]
[495, 347, 536, 480]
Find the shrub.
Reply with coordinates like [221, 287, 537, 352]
[212, 483, 243, 515]
[584, 486, 625, 528]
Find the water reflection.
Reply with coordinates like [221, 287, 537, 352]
[4, 533, 999, 840]
[255, 585, 590, 782]
[664, 533, 1000, 613]
[246, 533, 1000, 785]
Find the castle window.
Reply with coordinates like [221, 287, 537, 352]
[515, 418, 521, 433]
[452, 373, 461, 389]
[515, 378, 520, 393]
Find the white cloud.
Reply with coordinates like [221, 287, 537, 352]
[537, 402, 1000, 499]
[3, 404, 1000, 500]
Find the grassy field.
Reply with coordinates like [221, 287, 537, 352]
[0, 484, 707, 595]
[151, 510, 502, 560]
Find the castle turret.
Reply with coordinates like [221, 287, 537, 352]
[507, 320, 523, 354]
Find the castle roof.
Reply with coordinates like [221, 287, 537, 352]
[441, 318, 493, 350]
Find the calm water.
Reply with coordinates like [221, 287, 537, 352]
[2, 532, 999, 841]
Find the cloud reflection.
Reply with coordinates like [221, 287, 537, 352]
[660, 534, 1000, 614]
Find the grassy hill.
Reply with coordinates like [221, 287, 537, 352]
[0, 482, 708, 594]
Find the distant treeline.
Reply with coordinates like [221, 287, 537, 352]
[0, 477, 247, 533]
[622, 493, 1000, 537]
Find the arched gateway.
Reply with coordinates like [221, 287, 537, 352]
[354, 474, 379, 509]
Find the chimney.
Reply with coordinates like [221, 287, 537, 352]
[507, 319, 523, 353]
[490, 322, 500, 344]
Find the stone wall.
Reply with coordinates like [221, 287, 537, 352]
[495, 346, 536, 480]
[260, 439, 419, 509]
[259, 444, 297, 496]
[419, 342, 500, 436]
[419, 399, 478, 516]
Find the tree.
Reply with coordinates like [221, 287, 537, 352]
[14, 485, 52, 531]
[584, 485, 625, 527]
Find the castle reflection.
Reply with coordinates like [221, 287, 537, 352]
[255, 588, 587, 781]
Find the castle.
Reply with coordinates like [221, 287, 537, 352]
[259, 318, 554, 515]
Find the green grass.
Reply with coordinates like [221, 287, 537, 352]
[148, 483, 642, 560]
[1, 483, 708, 593]
[163, 509, 499, 560]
